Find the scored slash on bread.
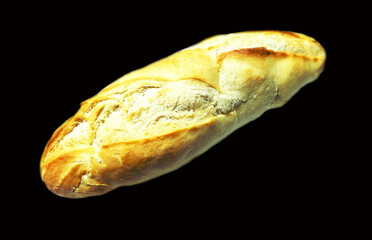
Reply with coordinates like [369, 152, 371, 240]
[40, 30, 326, 198]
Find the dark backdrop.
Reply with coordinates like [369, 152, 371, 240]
[8, 2, 363, 237]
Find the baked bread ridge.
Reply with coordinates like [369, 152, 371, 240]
[40, 30, 326, 198]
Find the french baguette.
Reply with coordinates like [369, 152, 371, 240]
[40, 30, 326, 198]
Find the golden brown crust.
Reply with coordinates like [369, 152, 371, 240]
[101, 48, 221, 92]
[40, 30, 326, 198]
[42, 148, 92, 197]
[41, 118, 220, 198]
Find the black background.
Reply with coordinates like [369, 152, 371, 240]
[6, 2, 366, 237]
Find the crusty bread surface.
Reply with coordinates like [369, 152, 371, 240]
[40, 30, 326, 198]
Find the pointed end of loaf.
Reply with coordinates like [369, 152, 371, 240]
[40, 148, 110, 199]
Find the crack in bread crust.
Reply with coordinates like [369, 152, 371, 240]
[79, 79, 246, 146]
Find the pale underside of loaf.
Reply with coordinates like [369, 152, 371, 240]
[40, 30, 326, 198]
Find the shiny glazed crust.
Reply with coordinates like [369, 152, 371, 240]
[40, 30, 326, 198]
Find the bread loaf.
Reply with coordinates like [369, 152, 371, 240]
[40, 30, 326, 198]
